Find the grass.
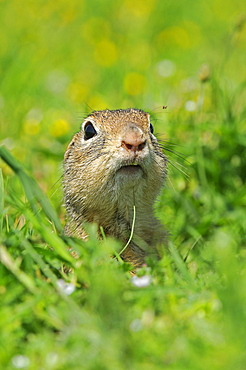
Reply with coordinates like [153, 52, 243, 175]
[0, 0, 246, 369]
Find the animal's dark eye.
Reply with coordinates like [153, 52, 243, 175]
[84, 121, 97, 140]
[150, 123, 154, 134]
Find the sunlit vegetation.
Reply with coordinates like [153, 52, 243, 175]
[0, 0, 245, 368]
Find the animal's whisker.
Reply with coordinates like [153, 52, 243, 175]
[166, 176, 177, 192]
[171, 160, 188, 171]
[160, 145, 187, 161]
[157, 139, 183, 148]
[168, 159, 189, 179]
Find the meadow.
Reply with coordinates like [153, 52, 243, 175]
[0, 0, 246, 369]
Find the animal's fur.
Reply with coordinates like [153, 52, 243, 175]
[63, 108, 168, 268]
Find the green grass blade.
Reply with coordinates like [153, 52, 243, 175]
[168, 241, 197, 289]
[0, 244, 37, 294]
[0, 168, 3, 233]
[23, 207, 75, 265]
[21, 239, 60, 288]
[0, 146, 63, 233]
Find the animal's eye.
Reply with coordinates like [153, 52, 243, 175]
[150, 123, 154, 134]
[84, 122, 97, 140]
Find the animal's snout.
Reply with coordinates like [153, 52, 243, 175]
[121, 125, 146, 153]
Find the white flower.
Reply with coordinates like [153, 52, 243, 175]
[129, 319, 142, 332]
[12, 355, 30, 368]
[185, 100, 197, 112]
[131, 275, 151, 288]
[46, 352, 59, 366]
[156, 59, 176, 78]
[45, 70, 69, 94]
[57, 279, 76, 295]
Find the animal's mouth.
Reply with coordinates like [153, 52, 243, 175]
[117, 162, 143, 175]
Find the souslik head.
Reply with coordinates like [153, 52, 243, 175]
[63, 108, 168, 267]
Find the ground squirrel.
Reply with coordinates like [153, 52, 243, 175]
[63, 108, 167, 268]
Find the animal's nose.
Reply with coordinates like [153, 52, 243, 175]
[121, 127, 146, 152]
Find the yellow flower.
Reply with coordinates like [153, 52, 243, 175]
[123, 0, 156, 17]
[157, 26, 191, 49]
[23, 119, 40, 135]
[87, 94, 108, 111]
[50, 119, 70, 137]
[198, 64, 211, 83]
[68, 83, 89, 103]
[93, 39, 118, 67]
[124, 73, 145, 95]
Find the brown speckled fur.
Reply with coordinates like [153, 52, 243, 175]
[63, 108, 168, 268]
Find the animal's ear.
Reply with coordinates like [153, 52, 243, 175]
[64, 133, 80, 161]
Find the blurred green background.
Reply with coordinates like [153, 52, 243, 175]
[0, 0, 245, 182]
[0, 0, 245, 244]
[0, 0, 246, 369]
